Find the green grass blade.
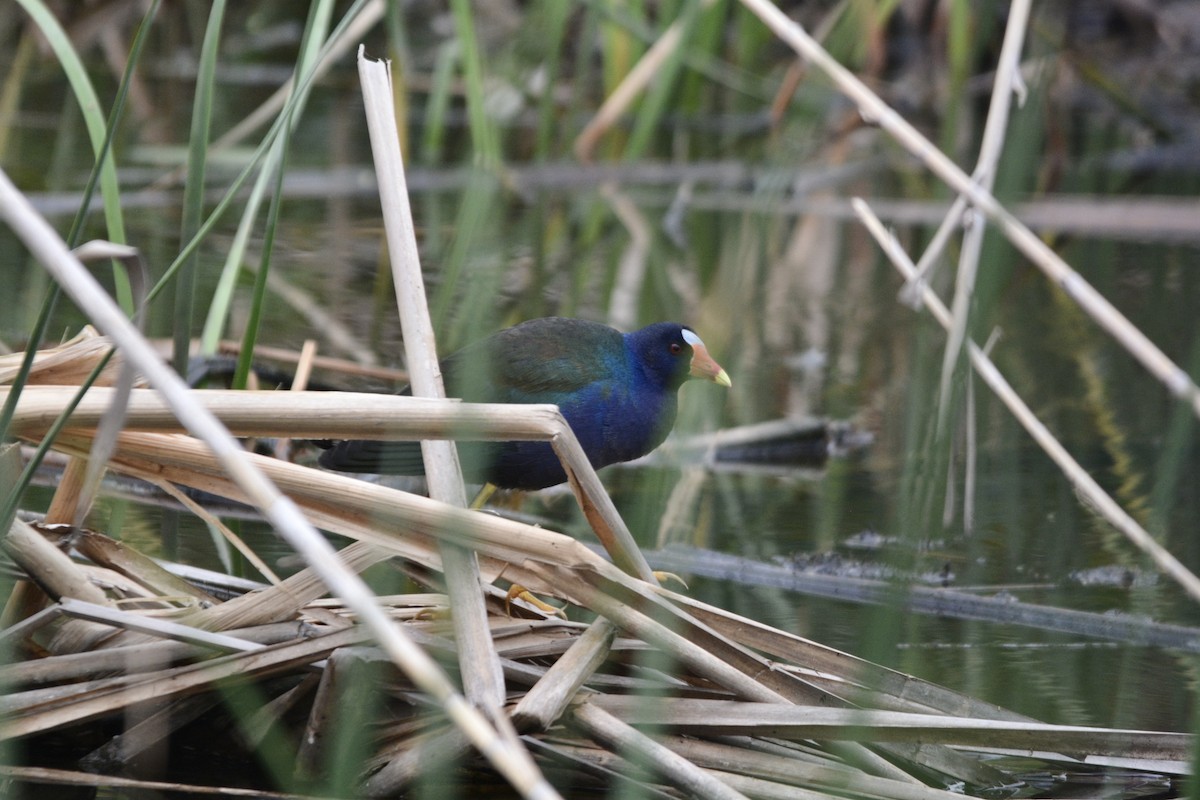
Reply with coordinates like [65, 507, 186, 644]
[625, 1, 701, 160]
[450, 0, 501, 165]
[175, 0, 228, 376]
[232, 0, 335, 387]
[198, 0, 342, 358]
[232, 140, 291, 390]
[147, 0, 372, 312]
[421, 41, 460, 167]
[0, 1, 159, 528]
[15, 0, 133, 312]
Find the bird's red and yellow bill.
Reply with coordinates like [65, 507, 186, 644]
[682, 329, 733, 387]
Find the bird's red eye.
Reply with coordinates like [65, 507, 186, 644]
[669, 343, 683, 355]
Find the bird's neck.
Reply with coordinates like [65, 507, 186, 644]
[623, 338, 673, 394]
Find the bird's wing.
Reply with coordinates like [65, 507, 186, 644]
[443, 319, 622, 402]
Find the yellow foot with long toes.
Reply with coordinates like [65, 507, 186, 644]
[653, 571, 689, 590]
[505, 583, 567, 619]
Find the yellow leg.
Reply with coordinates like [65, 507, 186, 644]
[472, 484, 565, 617]
[470, 482, 499, 509]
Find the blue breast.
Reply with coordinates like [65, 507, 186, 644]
[481, 347, 678, 489]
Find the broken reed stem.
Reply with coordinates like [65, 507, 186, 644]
[3, 518, 112, 607]
[738, 0, 1200, 420]
[852, 198, 1200, 603]
[512, 618, 617, 732]
[44, 457, 88, 524]
[3, 386, 560, 439]
[359, 46, 511, 719]
[0, 166, 555, 800]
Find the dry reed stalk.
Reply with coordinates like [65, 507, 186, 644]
[295, 647, 371, 776]
[669, 591, 1031, 722]
[289, 340, 317, 392]
[43, 457, 88, 523]
[931, 0, 1032, 534]
[703, 771, 915, 800]
[262, 268, 381, 367]
[0, 765, 311, 798]
[359, 50, 508, 721]
[591, 696, 1192, 761]
[0, 446, 50, 629]
[74, 245, 146, 528]
[82, 693, 221, 772]
[92, 430, 614, 571]
[5, 385, 564, 438]
[242, 672, 324, 750]
[0, 624, 364, 741]
[0, 327, 130, 387]
[604, 185, 653, 331]
[531, 564, 788, 705]
[209, 1, 385, 165]
[3, 518, 112, 607]
[145, 476, 282, 584]
[271, 338, 318, 461]
[53, 598, 271, 652]
[654, 735, 967, 800]
[0, 621, 311, 688]
[66, 526, 219, 603]
[363, 729, 474, 795]
[512, 618, 617, 731]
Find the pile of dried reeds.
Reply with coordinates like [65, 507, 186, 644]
[0, 337, 1190, 798]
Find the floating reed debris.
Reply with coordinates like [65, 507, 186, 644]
[0, 338, 1190, 798]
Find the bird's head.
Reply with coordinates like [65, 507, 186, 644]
[627, 323, 733, 391]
